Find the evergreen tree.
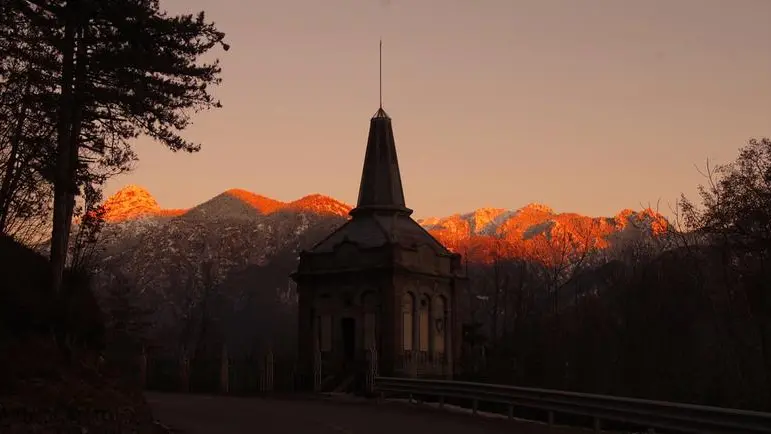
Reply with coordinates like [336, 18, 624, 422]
[0, 0, 229, 292]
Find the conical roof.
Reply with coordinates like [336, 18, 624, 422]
[303, 106, 454, 258]
[350, 108, 412, 216]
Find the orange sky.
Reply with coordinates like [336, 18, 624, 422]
[103, 0, 771, 220]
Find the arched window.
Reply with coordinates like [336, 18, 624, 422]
[401, 292, 414, 351]
[432, 295, 446, 354]
[418, 294, 430, 352]
[318, 314, 332, 352]
[362, 291, 378, 350]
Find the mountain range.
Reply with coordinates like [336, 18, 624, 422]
[99, 184, 669, 264]
[90, 185, 671, 355]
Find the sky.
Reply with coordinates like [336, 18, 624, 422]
[102, 0, 771, 220]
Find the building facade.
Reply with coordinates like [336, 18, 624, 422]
[291, 107, 466, 391]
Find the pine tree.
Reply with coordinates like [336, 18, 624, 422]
[1, 0, 229, 293]
[0, 5, 58, 243]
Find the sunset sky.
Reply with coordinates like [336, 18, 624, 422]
[103, 0, 771, 220]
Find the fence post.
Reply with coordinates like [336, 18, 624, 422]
[258, 358, 266, 393]
[179, 353, 190, 393]
[220, 344, 229, 394]
[291, 362, 297, 392]
[313, 345, 322, 392]
[138, 347, 147, 390]
[265, 350, 274, 393]
[366, 346, 378, 396]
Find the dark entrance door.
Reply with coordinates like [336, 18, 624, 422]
[341, 317, 356, 362]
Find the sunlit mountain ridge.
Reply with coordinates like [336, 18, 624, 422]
[99, 185, 669, 265]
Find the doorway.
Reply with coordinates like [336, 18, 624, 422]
[341, 317, 356, 362]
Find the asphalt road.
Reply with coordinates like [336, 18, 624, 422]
[146, 392, 582, 434]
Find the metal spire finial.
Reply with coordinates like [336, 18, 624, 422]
[379, 39, 383, 109]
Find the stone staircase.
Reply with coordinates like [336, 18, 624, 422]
[331, 373, 357, 393]
[319, 361, 367, 395]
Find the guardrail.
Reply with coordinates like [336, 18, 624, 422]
[373, 377, 771, 434]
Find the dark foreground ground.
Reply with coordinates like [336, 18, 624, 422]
[146, 392, 587, 434]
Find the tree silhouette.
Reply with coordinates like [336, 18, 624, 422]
[0, 0, 229, 294]
[680, 137, 771, 406]
[0, 8, 57, 244]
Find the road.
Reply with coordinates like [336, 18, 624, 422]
[146, 392, 582, 434]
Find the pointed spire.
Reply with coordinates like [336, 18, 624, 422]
[350, 41, 411, 217]
[350, 108, 411, 216]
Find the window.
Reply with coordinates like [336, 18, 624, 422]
[319, 315, 332, 352]
[364, 312, 376, 350]
[401, 293, 414, 351]
[432, 296, 446, 353]
[362, 290, 378, 351]
[419, 295, 430, 352]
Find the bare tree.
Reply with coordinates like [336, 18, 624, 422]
[527, 216, 601, 313]
[679, 138, 771, 406]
